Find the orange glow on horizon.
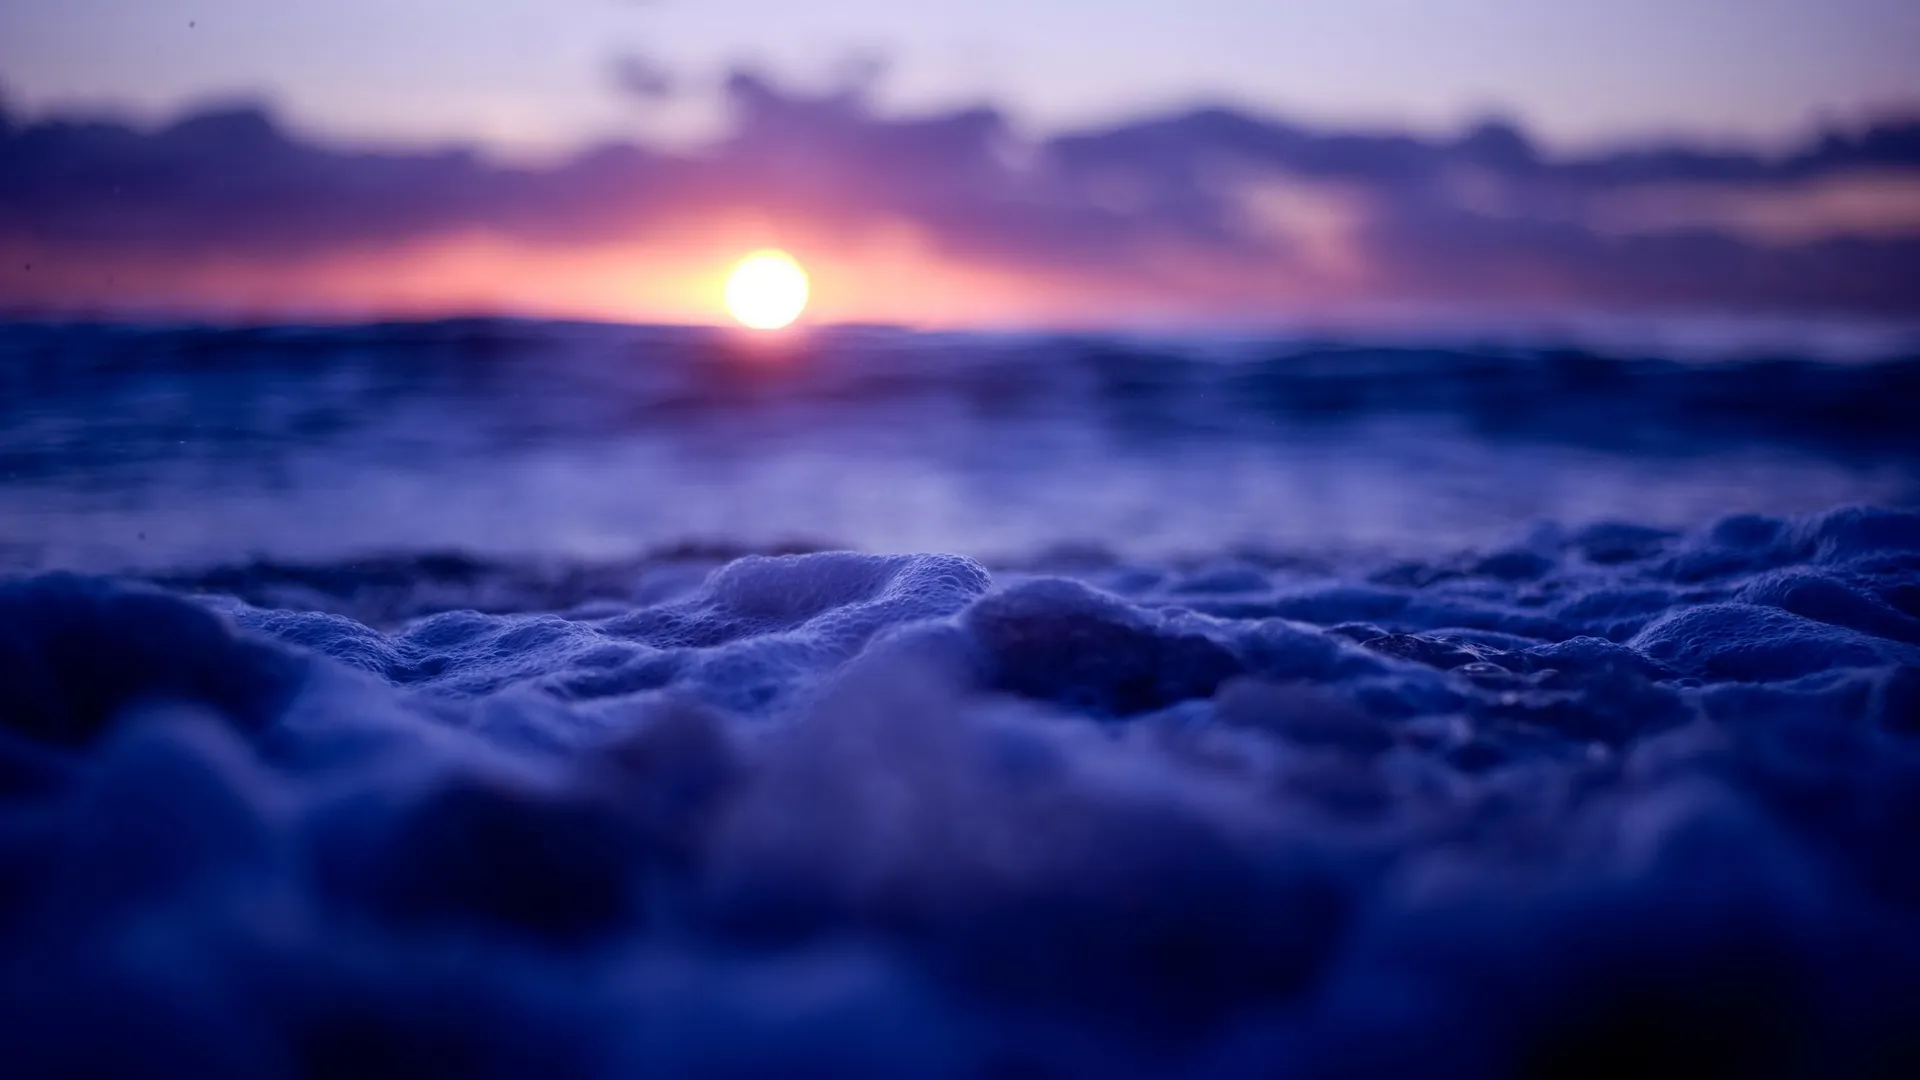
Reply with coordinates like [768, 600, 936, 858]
[0, 215, 1353, 329]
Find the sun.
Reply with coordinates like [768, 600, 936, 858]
[725, 249, 809, 330]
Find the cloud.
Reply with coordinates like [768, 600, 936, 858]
[2, 70, 1918, 321]
[611, 54, 676, 102]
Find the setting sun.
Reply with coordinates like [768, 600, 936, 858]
[725, 250, 810, 330]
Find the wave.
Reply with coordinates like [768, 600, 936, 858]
[3, 506, 1918, 1076]
[5, 319, 1920, 453]
[4, 320, 1917, 574]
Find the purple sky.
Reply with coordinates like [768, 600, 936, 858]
[3, 1, 1918, 324]
[4, 0, 1918, 159]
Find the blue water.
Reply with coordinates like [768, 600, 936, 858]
[2, 319, 1920, 1077]
[3, 319, 1916, 573]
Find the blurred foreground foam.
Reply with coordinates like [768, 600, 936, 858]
[2, 507, 1919, 1076]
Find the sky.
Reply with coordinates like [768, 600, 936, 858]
[2, 0, 1918, 325]
[6, 0, 1919, 157]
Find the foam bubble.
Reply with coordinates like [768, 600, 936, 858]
[2, 508, 1919, 1075]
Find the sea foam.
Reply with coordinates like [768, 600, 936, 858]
[3, 507, 1919, 1076]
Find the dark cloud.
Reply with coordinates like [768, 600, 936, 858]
[610, 54, 676, 101]
[2, 71, 1918, 317]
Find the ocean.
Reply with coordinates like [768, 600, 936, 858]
[3, 318, 1919, 1077]
[5, 318, 1916, 574]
